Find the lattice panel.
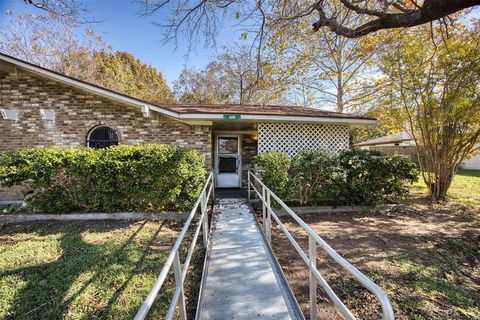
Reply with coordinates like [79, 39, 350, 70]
[258, 122, 349, 156]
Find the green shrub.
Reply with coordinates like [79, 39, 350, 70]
[254, 149, 418, 206]
[336, 149, 418, 205]
[0, 144, 206, 213]
[254, 151, 292, 199]
[291, 150, 345, 206]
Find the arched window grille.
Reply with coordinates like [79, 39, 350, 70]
[86, 126, 118, 148]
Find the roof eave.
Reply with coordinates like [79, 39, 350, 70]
[177, 113, 376, 126]
[0, 53, 376, 127]
[0, 53, 180, 120]
[356, 138, 414, 147]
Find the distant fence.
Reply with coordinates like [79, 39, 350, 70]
[370, 145, 419, 165]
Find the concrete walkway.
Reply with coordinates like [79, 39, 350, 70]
[197, 199, 302, 320]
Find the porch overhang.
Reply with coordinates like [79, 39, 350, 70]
[176, 113, 376, 127]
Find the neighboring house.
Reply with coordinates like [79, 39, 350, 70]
[356, 131, 418, 164]
[0, 53, 375, 201]
[461, 148, 480, 170]
[356, 131, 480, 170]
[356, 131, 415, 149]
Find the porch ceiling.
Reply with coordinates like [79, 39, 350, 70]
[213, 121, 257, 132]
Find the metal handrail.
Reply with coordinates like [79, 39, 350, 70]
[134, 172, 214, 320]
[248, 171, 395, 320]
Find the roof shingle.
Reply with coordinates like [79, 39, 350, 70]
[160, 103, 375, 120]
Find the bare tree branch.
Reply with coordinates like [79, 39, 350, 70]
[23, 0, 95, 23]
[312, 0, 480, 38]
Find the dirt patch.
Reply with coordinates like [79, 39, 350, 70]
[260, 202, 480, 319]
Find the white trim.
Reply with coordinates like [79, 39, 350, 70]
[258, 122, 349, 156]
[176, 113, 375, 126]
[145, 105, 183, 119]
[215, 134, 242, 188]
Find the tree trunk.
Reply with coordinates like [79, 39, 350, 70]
[337, 75, 344, 113]
[418, 148, 457, 201]
[239, 76, 244, 104]
[336, 40, 344, 113]
[425, 171, 453, 201]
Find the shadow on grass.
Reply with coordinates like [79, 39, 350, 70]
[267, 210, 480, 320]
[0, 220, 175, 320]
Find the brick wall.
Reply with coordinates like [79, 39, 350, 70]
[0, 70, 212, 201]
[241, 134, 258, 188]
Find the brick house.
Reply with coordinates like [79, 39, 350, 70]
[0, 53, 375, 201]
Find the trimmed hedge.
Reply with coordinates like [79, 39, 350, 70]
[0, 144, 206, 213]
[336, 149, 418, 205]
[291, 150, 345, 205]
[254, 149, 418, 206]
[254, 152, 292, 199]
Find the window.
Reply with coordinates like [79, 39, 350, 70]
[86, 126, 118, 148]
[218, 157, 237, 173]
[218, 137, 239, 154]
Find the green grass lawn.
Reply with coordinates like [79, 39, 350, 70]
[411, 169, 480, 208]
[0, 220, 189, 319]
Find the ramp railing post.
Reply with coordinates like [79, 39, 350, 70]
[309, 234, 317, 320]
[201, 191, 208, 249]
[247, 172, 251, 201]
[266, 192, 271, 244]
[211, 176, 215, 203]
[173, 251, 187, 320]
[262, 185, 266, 232]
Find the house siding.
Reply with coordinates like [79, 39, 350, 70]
[0, 70, 212, 200]
[460, 149, 480, 170]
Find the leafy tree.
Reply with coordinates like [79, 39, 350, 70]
[0, 12, 175, 104]
[93, 51, 176, 104]
[174, 44, 283, 104]
[373, 24, 480, 200]
[266, 9, 375, 112]
[174, 66, 231, 104]
[0, 11, 101, 82]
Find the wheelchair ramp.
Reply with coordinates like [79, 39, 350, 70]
[196, 199, 302, 320]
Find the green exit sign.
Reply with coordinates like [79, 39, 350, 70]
[223, 114, 241, 120]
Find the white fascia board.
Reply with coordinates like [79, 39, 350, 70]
[147, 106, 212, 125]
[177, 113, 376, 126]
[145, 105, 183, 119]
[0, 54, 179, 120]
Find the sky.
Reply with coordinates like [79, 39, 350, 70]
[1, 1, 479, 90]
[0, 0, 243, 86]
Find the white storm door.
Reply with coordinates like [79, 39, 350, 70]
[216, 136, 241, 188]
